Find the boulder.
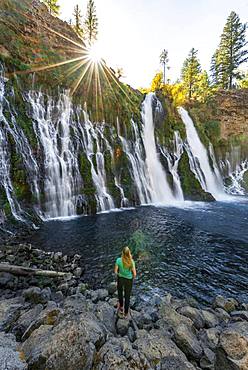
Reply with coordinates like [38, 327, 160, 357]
[22, 305, 61, 341]
[107, 281, 117, 296]
[0, 331, 27, 370]
[199, 327, 220, 350]
[212, 295, 238, 313]
[200, 347, 215, 369]
[0, 272, 17, 289]
[93, 337, 149, 369]
[22, 287, 48, 304]
[215, 321, 248, 369]
[22, 311, 106, 370]
[200, 309, 219, 328]
[160, 303, 194, 331]
[173, 323, 203, 361]
[134, 329, 197, 369]
[12, 304, 43, 341]
[93, 301, 116, 334]
[230, 311, 248, 322]
[0, 297, 25, 331]
[116, 318, 130, 336]
[178, 305, 205, 329]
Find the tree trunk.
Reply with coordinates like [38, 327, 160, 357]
[0, 263, 72, 278]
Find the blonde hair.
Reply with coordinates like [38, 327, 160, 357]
[122, 246, 133, 269]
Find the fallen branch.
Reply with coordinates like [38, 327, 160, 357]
[0, 263, 72, 279]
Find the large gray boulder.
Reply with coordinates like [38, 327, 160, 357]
[0, 332, 27, 370]
[134, 329, 197, 369]
[93, 337, 149, 369]
[12, 304, 43, 341]
[173, 323, 203, 361]
[0, 297, 25, 332]
[215, 321, 248, 369]
[178, 305, 205, 329]
[22, 312, 107, 369]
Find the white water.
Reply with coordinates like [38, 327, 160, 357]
[78, 111, 115, 212]
[141, 93, 175, 204]
[178, 107, 227, 200]
[160, 131, 184, 200]
[27, 91, 81, 219]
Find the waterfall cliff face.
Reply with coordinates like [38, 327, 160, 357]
[0, 74, 247, 224]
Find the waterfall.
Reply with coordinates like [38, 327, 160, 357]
[160, 131, 184, 200]
[178, 107, 227, 200]
[0, 75, 38, 223]
[117, 120, 151, 204]
[78, 111, 115, 212]
[27, 91, 81, 219]
[141, 93, 175, 204]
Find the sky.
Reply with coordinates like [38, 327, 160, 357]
[58, 0, 248, 88]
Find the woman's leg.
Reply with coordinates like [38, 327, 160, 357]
[124, 278, 133, 315]
[117, 276, 124, 310]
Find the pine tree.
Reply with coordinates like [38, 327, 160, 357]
[181, 48, 201, 99]
[84, 0, 98, 45]
[211, 12, 247, 89]
[160, 49, 169, 84]
[42, 0, 60, 16]
[73, 4, 83, 37]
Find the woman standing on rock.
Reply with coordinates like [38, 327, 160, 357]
[114, 246, 136, 318]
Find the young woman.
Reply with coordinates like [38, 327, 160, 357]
[114, 246, 136, 318]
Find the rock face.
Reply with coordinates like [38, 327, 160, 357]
[214, 90, 248, 140]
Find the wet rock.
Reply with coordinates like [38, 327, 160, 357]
[0, 332, 27, 370]
[173, 323, 203, 361]
[178, 305, 205, 329]
[116, 318, 130, 336]
[212, 295, 238, 313]
[215, 321, 248, 369]
[134, 329, 196, 369]
[53, 251, 62, 262]
[200, 309, 219, 328]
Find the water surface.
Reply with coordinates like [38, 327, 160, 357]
[31, 200, 248, 304]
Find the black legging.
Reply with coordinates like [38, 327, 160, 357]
[117, 276, 133, 314]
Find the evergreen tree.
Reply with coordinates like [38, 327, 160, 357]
[211, 12, 247, 89]
[84, 0, 98, 45]
[160, 49, 169, 84]
[42, 0, 60, 16]
[73, 4, 83, 37]
[181, 48, 201, 99]
[195, 71, 213, 102]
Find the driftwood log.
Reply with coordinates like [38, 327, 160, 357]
[0, 263, 72, 278]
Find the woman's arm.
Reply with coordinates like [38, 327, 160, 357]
[132, 265, 137, 279]
[114, 263, 118, 275]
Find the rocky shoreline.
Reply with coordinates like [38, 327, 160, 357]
[0, 244, 248, 370]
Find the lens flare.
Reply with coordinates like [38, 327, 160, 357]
[88, 43, 103, 63]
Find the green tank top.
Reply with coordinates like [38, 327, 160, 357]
[116, 257, 135, 279]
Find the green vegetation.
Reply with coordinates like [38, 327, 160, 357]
[160, 49, 169, 84]
[181, 48, 201, 99]
[84, 0, 98, 45]
[210, 12, 247, 89]
[41, 0, 60, 16]
[73, 4, 84, 38]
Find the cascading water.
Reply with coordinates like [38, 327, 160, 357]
[141, 93, 175, 204]
[77, 111, 115, 212]
[178, 107, 227, 200]
[160, 131, 184, 200]
[27, 91, 82, 219]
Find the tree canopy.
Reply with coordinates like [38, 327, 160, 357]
[42, 0, 60, 16]
[84, 0, 98, 45]
[211, 11, 247, 89]
[181, 48, 201, 99]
